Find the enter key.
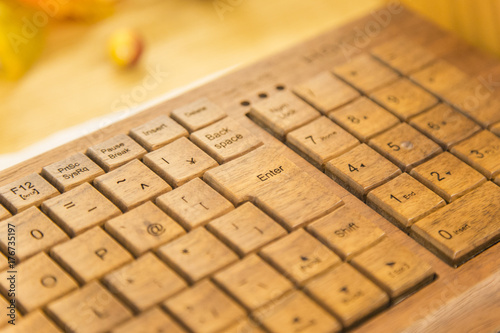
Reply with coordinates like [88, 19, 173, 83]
[204, 147, 343, 230]
[411, 181, 500, 267]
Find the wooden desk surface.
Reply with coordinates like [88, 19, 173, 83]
[0, 0, 383, 154]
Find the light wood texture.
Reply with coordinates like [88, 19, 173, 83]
[410, 152, 486, 202]
[0, 254, 8, 279]
[367, 173, 445, 229]
[409, 103, 481, 149]
[332, 54, 399, 93]
[254, 290, 341, 333]
[0, 8, 500, 332]
[41, 182, 121, 236]
[0, 310, 59, 333]
[156, 227, 238, 284]
[0, 204, 11, 221]
[163, 279, 246, 333]
[490, 121, 500, 136]
[325, 143, 401, 199]
[351, 237, 435, 301]
[41, 153, 105, 193]
[129, 115, 188, 151]
[370, 36, 436, 75]
[143, 137, 218, 187]
[0, 252, 77, 313]
[369, 123, 443, 171]
[410, 59, 469, 98]
[190, 117, 263, 163]
[259, 229, 341, 286]
[248, 91, 320, 140]
[207, 202, 286, 257]
[86, 134, 147, 172]
[50, 226, 133, 284]
[411, 182, 500, 267]
[213, 254, 293, 311]
[451, 129, 500, 179]
[93, 159, 171, 212]
[112, 307, 186, 333]
[292, 71, 360, 114]
[0, 173, 59, 214]
[328, 97, 400, 142]
[156, 178, 233, 230]
[286, 116, 360, 169]
[370, 77, 438, 120]
[305, 263, 389, 328]
[219, 318, 264, 333]
[0, 207, 68, 262]
[104, 201, 185, 257]
[307, 205, 386, 261]
[171, 97, 227, 132]
[204, 147, 343, 230]
[46, 281, 132, 333]
[103, 252, 187, 313]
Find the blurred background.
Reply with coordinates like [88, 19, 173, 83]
[0, 0, 499, 167]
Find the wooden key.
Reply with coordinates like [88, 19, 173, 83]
[0, 252, 78, 313]
[292, 71, 360, 114]
[94, 159, 171, 212]
[450, 130, 500, 179]
[0, 204, 11, 221]
[0, 173, 59, 214]
[325, 144, 401, 199]
[46, 281, 132, 333]
[204, 147, 343, 230]
[411, 182, 500, 266]
[219, 318, 264, 333]
[370, 36, 436, 75]
[332, 54, 399, 93]
[103, 252, 187, 312]
[248, 90, 320, 140]
[207, 202, 286, 257]
[0, 207, 68, 262]
[490, 122, 500, 136]
[367, 173, 445, 230]
[370, 78, 438, 120]
[328, 97, 400, 142]
[170, 97, 227, 132]
[409, 104, 481, 149]
[443, 81, 500, 127]
[41, 153, 105, 193]
[253, 290, 341, 333]
[307, 205, 385, 261]
[369, 123, 443, 171]
[350, 237, 435, 301]
[190, 117, 263, 163]
[0, 253, 8, 278]
[157, 227, 238, 284]
[213, 254, 293, 310]
[50, 226, 133, 284]
[495, 176, 500, 186]
[129, 115, 188, 151]
[305, 263, 389, 328]
[410, 152, 486, 202]
[163, 279, 246, 333]
[87, 134, 147, 172]
[410, 59, 468, 97]
[105, 201, 185, 257]
[0, 294, 21, 329]
[156, 178, 233, 230]
[41, 183, 121, 237]
[112, 307, 186, 333]
[260, 229, 341, 286]
[286, 116, 360, 169]
[1, 310, 59, 333]
[143, 137, 218, 187]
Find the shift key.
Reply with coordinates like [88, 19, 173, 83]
[411, 181, 500, 267]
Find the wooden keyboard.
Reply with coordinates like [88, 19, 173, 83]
[0, 7, 500, 333]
